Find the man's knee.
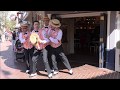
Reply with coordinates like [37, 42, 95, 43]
[59, 52, 66, 57]
[43, 49, 48, 53]
[32, 57, 38, 63]
[43, 59, 49, 64]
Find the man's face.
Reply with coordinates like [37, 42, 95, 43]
[44, 20, 49, 26]
[21, 26, 28, 32]
[50, 25, 55, 30]
[34, 22, 39, 30]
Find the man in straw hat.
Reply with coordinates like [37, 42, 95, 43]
[48, 19, 73, 75]
[29, 20, 52, 78]
[19, 21, 34, 74]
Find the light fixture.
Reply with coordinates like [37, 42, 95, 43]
[100, 16, 104, 20]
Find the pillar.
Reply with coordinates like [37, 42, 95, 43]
[106, 11, 117, 70]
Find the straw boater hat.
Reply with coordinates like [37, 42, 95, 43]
[20, 21, 29, 27]
[30, 32, 42, 46]
[49, 19, 61, 28]
[30, 32, 42, 49]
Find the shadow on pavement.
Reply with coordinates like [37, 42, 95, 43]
[2, 70, 11, 75]
[1, 41, 99, 77]
[0, 41, 48, 76]
[55, 54, 99, 71]
[0, 41, 26, 72]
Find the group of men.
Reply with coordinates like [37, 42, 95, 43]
[18, 16, 73, 79]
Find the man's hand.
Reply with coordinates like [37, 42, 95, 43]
[25, 36, 29, 40]
[46, 35, 50, 38]
[40, 40, 46, 44]
[49, 37, 53, 41]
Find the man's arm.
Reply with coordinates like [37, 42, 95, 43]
[41, 30, 50, 44]
[49, 30, 62, 44]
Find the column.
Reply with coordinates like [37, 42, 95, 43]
[115, 11, 120, 72]
[106, 11, 117, 70]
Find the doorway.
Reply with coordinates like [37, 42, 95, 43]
[58, 12, 107, 69]
[73, 16, 100, 67]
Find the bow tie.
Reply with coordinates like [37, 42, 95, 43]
[45, 27, 48, 28]
[24, 32, 27, 35]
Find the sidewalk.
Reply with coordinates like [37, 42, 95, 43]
[0, 41, 120, 79]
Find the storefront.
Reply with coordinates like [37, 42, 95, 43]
[51, 11, 120, 71]
[17, 11, 120, 71]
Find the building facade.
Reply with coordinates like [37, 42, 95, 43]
[16, 11, 120, 71]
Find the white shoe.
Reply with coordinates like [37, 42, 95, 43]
[53, 71, 59, 75]
[26, 70, 30, 73]
[69, 69, 73, 75]
[29, 73, 37, 77]
[44, 69, 47, 72]
[45, 69, 54, 73]
[48, 73, 53, 79]
[51, 69, 54, 73]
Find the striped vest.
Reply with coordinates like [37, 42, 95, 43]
[22, 31, 33, 49]
[49, 29, 62, 48]
[41, 26, 51, 46]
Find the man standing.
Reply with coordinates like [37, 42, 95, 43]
[29, 21, 52, 78]
[49, 19, 73, 75]
[19, 21, 33, 73]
